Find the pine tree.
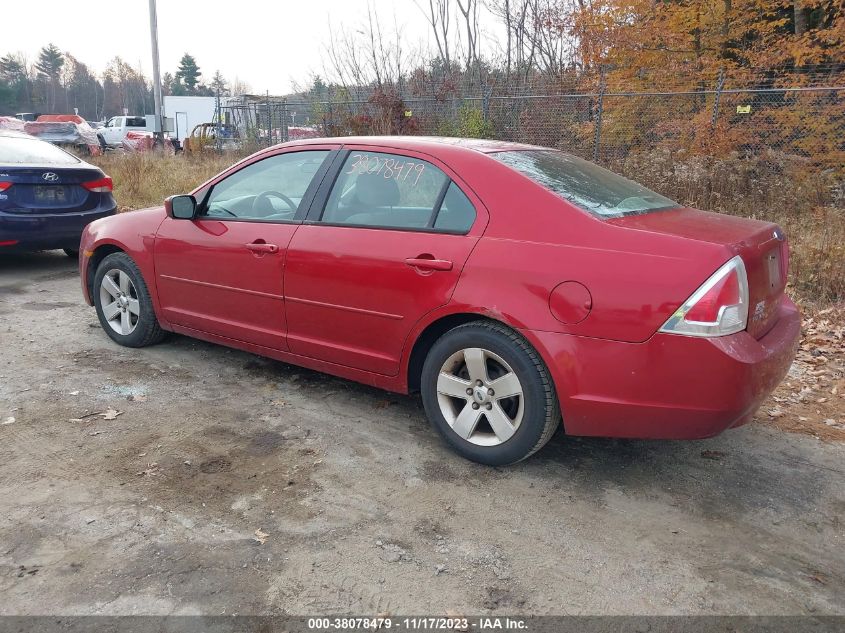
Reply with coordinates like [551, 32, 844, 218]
[0, 54, 26, 82]
[175, 53, 201, 94]
[35, 44, 64, 111]
[35, 44, 64, 80]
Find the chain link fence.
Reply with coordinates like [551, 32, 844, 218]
[217, 78, 844, 174]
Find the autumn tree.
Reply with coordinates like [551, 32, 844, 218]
[567, 0, 845, 83]
[62, 54, 102, 118]
[103, 57, 152, 116]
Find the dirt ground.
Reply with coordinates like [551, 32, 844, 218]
[1, 251, 843, 616]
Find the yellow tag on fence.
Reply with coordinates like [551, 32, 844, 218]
[736, 105, 752, 114]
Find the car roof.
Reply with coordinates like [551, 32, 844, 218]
[280, 135, 546, 154]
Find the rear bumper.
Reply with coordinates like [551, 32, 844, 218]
[0, 206, 116, 251]
[525, 295, 801, 439]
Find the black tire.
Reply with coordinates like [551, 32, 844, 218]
[63, 248, 79, 258]
[93, 252, 166, 348]
[420, 321, 560, 466]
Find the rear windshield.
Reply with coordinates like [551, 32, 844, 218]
[0, 136, 80, 165]
[492, 150, 678, 218]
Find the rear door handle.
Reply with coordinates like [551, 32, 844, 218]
[405, 257, 453, 271]
[246, 242, 279, 254]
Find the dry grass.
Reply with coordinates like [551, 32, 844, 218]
[618, 150, 845, 305]
[91, 149, 843, 306]
[89, 152, 238, 212]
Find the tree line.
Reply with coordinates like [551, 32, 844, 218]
[0, 46, 248, 121]
[310, 0, 843, 99]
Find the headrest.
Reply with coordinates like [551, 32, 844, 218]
[354, 172, 400, 207]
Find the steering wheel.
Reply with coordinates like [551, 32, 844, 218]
[252, 191, 297, 217]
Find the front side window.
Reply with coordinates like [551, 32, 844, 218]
[203, 150, 329, 221]
[321, 150, 475, 232]
[492, 150, 678, 218]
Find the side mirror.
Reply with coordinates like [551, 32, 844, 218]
[165, 194, 197, 220]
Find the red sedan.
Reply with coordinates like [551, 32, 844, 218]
[78, 137, 800, 465]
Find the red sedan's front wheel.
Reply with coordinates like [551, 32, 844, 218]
[421, 321, 561, 465]
[93, 252, 166, 348]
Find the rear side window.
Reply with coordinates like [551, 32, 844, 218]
[492, 150, 678, 218]
[434, 182, 475, 232]
[321, 151, 475, 232]
[0, 136, 80, 164]
[127, 117, 147, 127]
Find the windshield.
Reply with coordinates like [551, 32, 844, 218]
[0, 136, 80, 165]
[492, 150, 678, 218]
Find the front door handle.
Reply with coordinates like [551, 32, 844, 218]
[246, 242, 279, 254]
[405, 256, 453, 271]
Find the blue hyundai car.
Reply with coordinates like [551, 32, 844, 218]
[0, 130, 116, 257]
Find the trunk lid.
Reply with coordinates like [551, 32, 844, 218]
[608, 207, 788, 339]
[0, 165, 105, 213]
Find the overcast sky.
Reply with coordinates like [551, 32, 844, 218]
[1, 0, 502, 94]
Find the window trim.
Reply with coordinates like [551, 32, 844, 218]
[195, 148, 337, 225]
[304, 148, 477, 235]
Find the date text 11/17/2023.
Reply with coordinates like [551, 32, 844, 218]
[306, 616, 528, 630]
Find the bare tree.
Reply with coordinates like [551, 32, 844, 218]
[322, 7, 417, 98]
[456, 0, 481, 73]
[418, 0, 453, 68]
[487, 0, 539, 82]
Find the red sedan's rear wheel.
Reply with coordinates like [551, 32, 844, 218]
[93, 252, 166, 348]
[421, 321, 560, 465]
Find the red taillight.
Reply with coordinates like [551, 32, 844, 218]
[660, 255, 749, 337]
[0, 240, 19, 246]
[82, 176, 113, 193]
[0, 182, 12, 192]
[683, 268, 741, 323]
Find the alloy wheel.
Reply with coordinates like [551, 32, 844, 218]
[99, 269, 140, 336]
[436, 347, 525, 446]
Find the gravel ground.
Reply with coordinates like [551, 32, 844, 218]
[1, 251, 843, 616]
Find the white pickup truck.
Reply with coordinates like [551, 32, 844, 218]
[98, 116, 150, 147]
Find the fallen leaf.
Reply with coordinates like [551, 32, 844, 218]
[101, 408, 123, 420]
[254, 528, 269, 544]
[128, 394, 147, 403]
[700, 450, 727, 460]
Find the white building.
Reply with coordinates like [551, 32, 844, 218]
[162, 96, 227, 142]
